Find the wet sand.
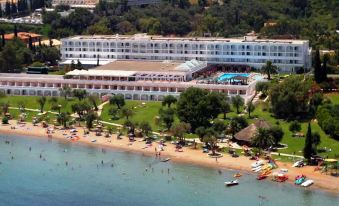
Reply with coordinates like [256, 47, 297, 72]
[0, 120, 338, 196]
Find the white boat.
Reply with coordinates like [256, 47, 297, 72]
[254, 166, 262, 173]
[301, 179, 314, 187]
[160, 158, 171, 162]
[292, 160, 304, 167]
[225, 179, 239, 186]
[252, 165, 262, 171]
[251, 160, 264, 168]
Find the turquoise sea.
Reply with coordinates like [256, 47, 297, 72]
[0, 134, 338, 206]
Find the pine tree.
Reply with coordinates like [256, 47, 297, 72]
[321, 54, 328, 82]
[14, 24, 18, 37]
[11, 0, 17, 15]
[5, 1, 11, 17]
[313, 48, 322, 83]
[303, 123, 315, 160]
[0, 4, 3, 17]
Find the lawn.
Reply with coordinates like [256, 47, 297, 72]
[0, 96, 84, 113]
[101, 100, 176, 131]
[325, 93, 339, 104]
[250, 103, 339, 159]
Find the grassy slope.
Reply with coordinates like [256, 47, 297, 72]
[0, 96, 81, 113]
[101, 101, 178, 131]
[251, 104, 339, 158]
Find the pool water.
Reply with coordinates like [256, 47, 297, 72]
[0, 135, 338, 206]
[218, 73, 249, 81]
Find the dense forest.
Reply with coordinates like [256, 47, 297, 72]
[37, 0, 339, 49]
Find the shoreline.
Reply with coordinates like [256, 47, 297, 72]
[0, 121, 338, 196]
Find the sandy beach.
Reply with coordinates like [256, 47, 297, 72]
[0, 120, 338, 196]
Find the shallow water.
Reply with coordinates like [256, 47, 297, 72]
[0, 134, 338, 206]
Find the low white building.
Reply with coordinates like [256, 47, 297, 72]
[0, 60, 260, 102]
[61, 33, 312, 73]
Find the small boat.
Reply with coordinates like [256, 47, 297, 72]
[251, 160, 264, 168]
[253, 166, 262, 173]
[234, 173, 242, 178]
[257, 174, 268, 180]
[91, 139, 97, 143]
[225, 180, 239, 187]
[301, 179, 314, 187]
[295, 177, 306, 185]
[251, 165, 262, 171]
[160, 158, 171, 162]
[292, 160, 304, 168]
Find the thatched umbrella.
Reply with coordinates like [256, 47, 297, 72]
[234, 119, 271, 144]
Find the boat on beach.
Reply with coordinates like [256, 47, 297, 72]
[225, 180, 239, 187]
[301, 179, 314, 187]
[251, 160, 264, 168]
[294, 175, 306, 185]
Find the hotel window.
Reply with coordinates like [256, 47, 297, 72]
[96, 42, 101, 46]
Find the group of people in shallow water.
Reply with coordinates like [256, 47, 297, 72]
[2, 138, 173, 173]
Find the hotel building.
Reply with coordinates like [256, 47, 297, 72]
[60, 33, 311, 72]
[0, 59, 259, 102]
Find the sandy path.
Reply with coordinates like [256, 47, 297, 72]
[0, 120, 338, 196]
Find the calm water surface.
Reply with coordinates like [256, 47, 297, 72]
[0, 135, 338, 206]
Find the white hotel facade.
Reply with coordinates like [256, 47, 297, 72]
[0, 34, 311, 102]
[60, 33, 311, 72]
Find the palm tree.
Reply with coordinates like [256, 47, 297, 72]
[231, 95, 244, 114]
[121, 107, 134, 120]
[37, 96, 46, 113]
[57, 112, 70, 128]
[246, 101, 255, 118]
[162, 95, 177, 108]
[88, 94, 99, 111]
[59, 86, 72, 100]
[251, 128, 275, 150]
[261, 61, 278, 80]
[202, 128, 218, 155]
[1, 102, 9, 115]
[85, 112, 97, 130]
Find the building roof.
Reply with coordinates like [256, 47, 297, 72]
[4, 32, 42, 41]
[234, 119, 271, 143]
[63, 33, 309, 44]
[95, 60, 184, 73]
[33, 39, 61, 47]
[66, 69, 136, 77]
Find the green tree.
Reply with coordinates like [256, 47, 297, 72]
[303, 123, 315, 159]
[195, 126, 207, 142]
[270, 76, 312, 118]
[229, 116, 248, 138]
[84, 111, 97, 130]
[289, 120, 301, 133]
[177, 87, 223, 131]
[162, 95, 177, 108]
[72, 89, 87, 101]
[252, 128, 275, 150]
[313, 48, 322, 83]
[159, 107, 175, 130]
[59, 85, 72, 100]
[170, 122, 191, 142]
[261, 61, 278, 80]
[269, 126, 284, 145]
[87, 94, 99, 111]
[109, 94, 125, 109]
[108, 107, 119, 120]
[121, 107, 134, 120]
[203, 128, 218, 155]
[37, 96, 46, 113]
[139, 121, 152, 137]
[0, 102, 10, 115]
[255, 82, 270, 97]
[246, 101, 255, 118]
[231, 95, 244, 114]
[57, 112, 70, 128]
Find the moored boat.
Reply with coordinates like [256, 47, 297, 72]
[301, 179, 314, 187]
[225, 180, 239, 187]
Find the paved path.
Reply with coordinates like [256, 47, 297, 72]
[9, 107, 59, 115]
[271, 152, 304, 159]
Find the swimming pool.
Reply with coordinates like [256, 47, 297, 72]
[217, 73, 249, 81]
